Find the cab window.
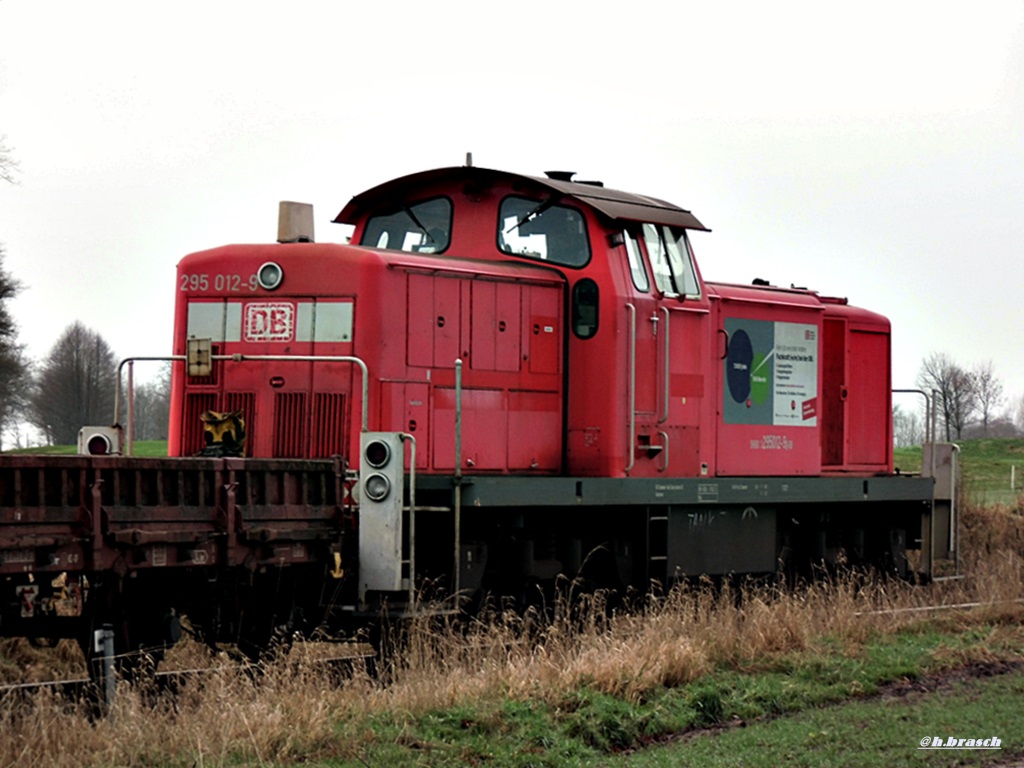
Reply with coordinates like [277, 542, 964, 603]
[642, 223, 700, 297]
[497, 196, 590, 267]
[361, 197, 452, 253]
[623, 230, 649, 292]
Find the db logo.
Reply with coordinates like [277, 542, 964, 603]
[245, 302, 295, 342]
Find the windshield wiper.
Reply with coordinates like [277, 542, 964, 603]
[402, 204, 435, 242]
[505, 197, 555, 234]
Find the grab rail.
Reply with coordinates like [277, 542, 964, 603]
[659, 306, 670, 424]
[625, 304, 636, 473]
[115, 352, 370, 456]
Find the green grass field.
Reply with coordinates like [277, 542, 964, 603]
[5, 439, 170, 457]
[894, 437, 1024, 506]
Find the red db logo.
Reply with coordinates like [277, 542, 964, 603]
[244, 302, 295, 342]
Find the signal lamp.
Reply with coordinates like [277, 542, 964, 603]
[77, 426, 122, 456]
[357, 431, 405, 598]
[364, 438, 392, 468]
[88, 434, 113, 455]
[363, 472, 391, 502]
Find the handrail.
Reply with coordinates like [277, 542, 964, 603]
[625, 304, 636, 473]
[114, 353, 370, 456]
[401, 432, 417, 608]
[453, 358, 463, 596]
[659, 307, 670, 425]
[950, 443, 960, 574]
[892, 388, 932, 445]
[113, 355, 184, 426]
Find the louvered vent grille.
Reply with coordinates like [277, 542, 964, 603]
[273, 392, 307, 458]
[183, 393, 217, 456]
[311, 393, 346, 459]
[224, 392, 256, 456]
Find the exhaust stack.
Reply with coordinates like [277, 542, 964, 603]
[277, 201, 314, 243]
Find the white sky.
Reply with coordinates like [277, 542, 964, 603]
[1, 0, 1023, 418]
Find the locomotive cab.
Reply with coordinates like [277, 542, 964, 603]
[334, 165, 716, 479]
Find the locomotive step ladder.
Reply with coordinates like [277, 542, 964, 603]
[647, 507, 669, 585]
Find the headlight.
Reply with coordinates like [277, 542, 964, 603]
[257, 261, 284, 290]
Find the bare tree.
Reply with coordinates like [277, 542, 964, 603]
[30, 322, 118, 445]
[893, 404, 923, 447]
[1, 128, 27, 447]
[916, 352, 976, 441]
[972, 361, 1003, 437]
[0, 346, 30, 450]
[0, 246, 28, 449]
[0, 134, 17, 185]
[130, 364, 171, 441]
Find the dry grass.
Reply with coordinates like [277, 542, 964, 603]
[0, 637, 85, 685]
[1, 501, 1022, 767]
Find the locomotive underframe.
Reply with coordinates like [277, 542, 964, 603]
[404, 474, 935, 602]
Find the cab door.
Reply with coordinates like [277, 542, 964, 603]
[619, 230, 663, 473]
[640, 224, 711, 477]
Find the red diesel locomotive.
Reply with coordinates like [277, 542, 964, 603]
[1, 163, 955, 670]
[169, 162, 954, 599]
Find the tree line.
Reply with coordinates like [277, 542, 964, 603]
[894, 352, 1023, 447]
[0, 270, 170, 449]
[1, 137, 168, 449]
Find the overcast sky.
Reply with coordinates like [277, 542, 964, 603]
[1, 1, 1023, 422]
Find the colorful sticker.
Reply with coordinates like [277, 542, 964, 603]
[723, 319, 818, 426]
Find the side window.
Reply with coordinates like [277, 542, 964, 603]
[642, 223, 700, 298]
[664, 228, 700, 296]
[572, 278, 599, 339]
[498, 196, 591, 267]
[361, 197, 452, 254]
[623, 230, 649, 292]
[642, 223, 673, 295]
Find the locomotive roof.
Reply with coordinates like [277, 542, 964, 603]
[334, 166, 710, 232]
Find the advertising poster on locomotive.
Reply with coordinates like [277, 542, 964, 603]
[724, 318, 818, 429]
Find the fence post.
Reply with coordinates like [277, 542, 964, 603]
[92, 625, 116, 718]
